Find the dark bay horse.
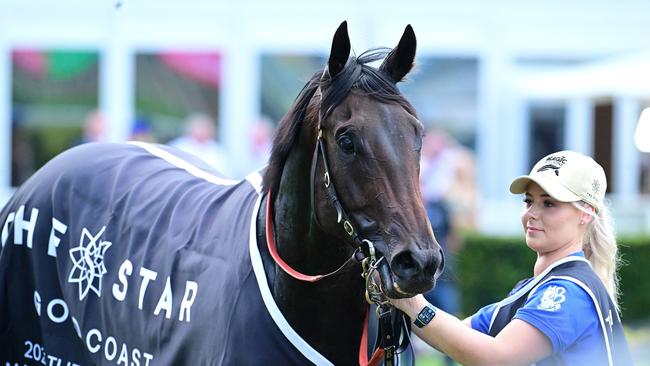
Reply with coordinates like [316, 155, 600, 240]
[0, 22, 442, 365]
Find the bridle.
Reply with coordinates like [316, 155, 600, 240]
[264, 88, 412, 366]
[265, 118, 384, 285]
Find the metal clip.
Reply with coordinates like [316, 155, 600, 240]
[376, 303, 392, 318]
[343, 220, 354, 236]
[362, 239, 376, 262]
[362, 255, 389, 306]
[324, 172, 330, 188]
[361, 257, 371, 277]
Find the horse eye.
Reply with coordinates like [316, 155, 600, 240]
[337, 135, 355, 155]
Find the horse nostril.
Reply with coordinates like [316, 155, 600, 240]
[390, 251, 422, 280]
[435, 248, 445, 277]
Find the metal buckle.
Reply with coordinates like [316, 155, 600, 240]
[324, 172, 330, 188]
[343, 220, 354, 236]
[362, 251, 388, 306]
[362, 239, 376, 262]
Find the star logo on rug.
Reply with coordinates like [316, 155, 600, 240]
[68, 226, 112, 300]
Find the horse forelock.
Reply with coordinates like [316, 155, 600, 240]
[321, 48, 416, 120]
[261, 49, 417, 198]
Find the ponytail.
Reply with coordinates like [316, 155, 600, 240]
[573, 202, 621, 314]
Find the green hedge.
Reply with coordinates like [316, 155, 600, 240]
[454, 235, 650, 323]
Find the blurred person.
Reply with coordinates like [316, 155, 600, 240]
[418, 127, 465, 365]
[72, 108, 105, 146]
[392, 151, 633, 365]
[130, 117, 156, 143]
[168, 113, 235, 178]
[445, 143, 479, 232]
[10, 108, 36, 186]
[640, 153, 650, 194]
[248, 116, 273, 172]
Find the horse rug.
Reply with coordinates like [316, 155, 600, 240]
[0, 142, 333, 366]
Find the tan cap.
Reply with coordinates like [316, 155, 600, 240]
[510, 151, 607, 212]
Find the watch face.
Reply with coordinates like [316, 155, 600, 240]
[418, 307, 435, 322]
[414, 305, 436, 328]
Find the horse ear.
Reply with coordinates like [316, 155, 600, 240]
[380, 24, 416, 83]
[327, 21, 351, 78]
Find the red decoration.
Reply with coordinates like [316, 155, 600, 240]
[160, 52, 221, 88]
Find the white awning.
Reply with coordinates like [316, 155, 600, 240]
[517, 51, 650, 99]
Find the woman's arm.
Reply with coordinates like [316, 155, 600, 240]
[462, 316, 472, 327]
[394, 295, 552, 366]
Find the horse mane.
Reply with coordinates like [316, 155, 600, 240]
[262, 48, 417, 197]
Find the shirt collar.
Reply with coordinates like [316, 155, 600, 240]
[570, 250, 585, 258]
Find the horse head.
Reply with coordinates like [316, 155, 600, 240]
[258, 21, 445, 363]
[311, 22, 444, 298]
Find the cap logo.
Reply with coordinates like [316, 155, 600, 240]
[537, 164, 560, 176]
[592, 180, 601, 196]
[536, 155, 567, 176]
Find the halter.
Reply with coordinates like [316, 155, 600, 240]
[264, 126, 379, 282]
[264, 94, 411, 366]
[310, 129, 369, 248]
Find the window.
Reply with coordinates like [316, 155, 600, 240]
[134, 51, 222, 144]
[593, 102, 613, 193]
[528, 104, 566, 169]
[259, 54, 325, 125]
[11, 49, 99, 186]
[400, 57, 479, 149]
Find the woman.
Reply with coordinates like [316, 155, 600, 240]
[392, 151, 633, 365]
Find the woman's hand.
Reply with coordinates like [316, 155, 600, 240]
[389, 293, 429, 320]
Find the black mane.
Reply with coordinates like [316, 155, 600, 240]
[262, 48, 417, 197]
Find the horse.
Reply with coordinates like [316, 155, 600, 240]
[0, 22, 443, 365]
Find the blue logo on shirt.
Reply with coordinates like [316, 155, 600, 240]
[537, 285, 566, 311]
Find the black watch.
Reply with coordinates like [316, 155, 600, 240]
[413, 305, 437, 328]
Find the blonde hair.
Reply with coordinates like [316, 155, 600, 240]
[572, 201, 621, 314]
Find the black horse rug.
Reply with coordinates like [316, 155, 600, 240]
[0, 142, 334, 365]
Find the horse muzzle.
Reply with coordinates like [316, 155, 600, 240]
[376, 246, 443, 299]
